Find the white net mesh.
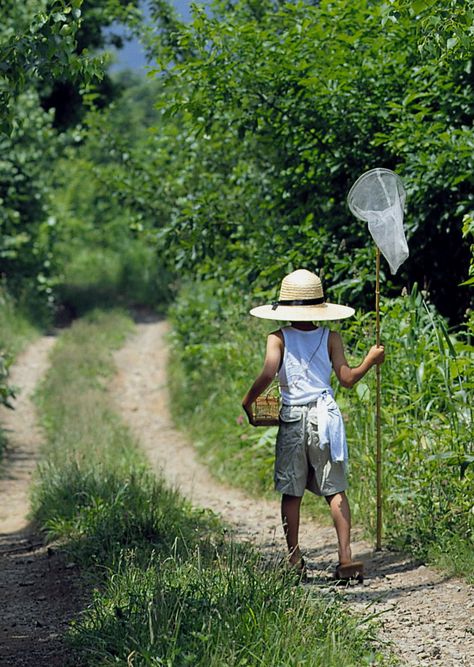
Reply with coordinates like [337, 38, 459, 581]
[347, 168, 409, 274]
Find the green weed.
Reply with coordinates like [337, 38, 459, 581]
[0, 287, 39, 357]
[71, 547, 391, 667]
[0, 288, 39, 457]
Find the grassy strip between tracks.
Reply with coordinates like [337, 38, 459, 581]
[31, 310, 395, 666]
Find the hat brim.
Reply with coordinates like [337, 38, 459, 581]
[249, 303, 355, 321]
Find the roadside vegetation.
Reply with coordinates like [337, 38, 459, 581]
[32, 311, 393, 666]
[0, 289, 40, 456]
[0, 289, 39, 359]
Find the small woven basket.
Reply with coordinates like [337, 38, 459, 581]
[252, 385, 280, 427]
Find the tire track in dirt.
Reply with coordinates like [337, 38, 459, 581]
[111, 319, 474, 667]
[0, 335, 83, 667]
[0, 336, 55, 534]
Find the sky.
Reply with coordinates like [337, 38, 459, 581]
[107, 1, 196, 72]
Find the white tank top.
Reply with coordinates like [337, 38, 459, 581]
[278, 326, 332, 405]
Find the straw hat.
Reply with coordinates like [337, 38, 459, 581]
[250, 269, 355, 321]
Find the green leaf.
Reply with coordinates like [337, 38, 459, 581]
[460, 277, 474, 286]
[437, 318, 457, 359]
[356, 383, 370, 403]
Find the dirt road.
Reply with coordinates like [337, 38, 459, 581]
[0, 336, 82, 666]
[111, 320, 474, 667]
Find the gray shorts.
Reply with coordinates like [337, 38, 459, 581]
[274, 403, 348, 497]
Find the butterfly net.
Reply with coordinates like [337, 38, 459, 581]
[347, 168, 408, 274]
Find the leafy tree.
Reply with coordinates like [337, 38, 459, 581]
[0, 0, 140, 311]
[139, 0, 474, 321]
[0, 1, 100, 133]
[41, 0, 142, 129]
[0, 91, 60, 310]
[50, 72, 172, 312]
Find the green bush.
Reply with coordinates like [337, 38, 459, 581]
[56, 244, 171, 317]
[0, 287, 39, 457]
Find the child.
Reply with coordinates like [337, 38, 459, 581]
[242, 269, 384, 580]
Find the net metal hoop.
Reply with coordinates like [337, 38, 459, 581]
[347, 167, 406, 222]
[347, 167, 408, 275]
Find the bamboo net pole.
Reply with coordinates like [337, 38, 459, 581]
[375, 247, 382, 550]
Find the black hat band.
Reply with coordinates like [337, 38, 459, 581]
[271, 297, 325, 310]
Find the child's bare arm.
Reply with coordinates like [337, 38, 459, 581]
[329, 331, 384, 389]
[242, 332, 283, 425]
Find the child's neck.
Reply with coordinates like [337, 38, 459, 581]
[290, 321, 318, 331]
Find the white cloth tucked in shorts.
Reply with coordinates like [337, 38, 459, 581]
[314, 389, 348, 463]
[274, 402, 348, 498]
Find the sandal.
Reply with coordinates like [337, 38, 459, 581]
[334, 560, 364, 583]
[288, 556, 308, 581]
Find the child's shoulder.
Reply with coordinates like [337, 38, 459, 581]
[265, 329, 284, 354]
[328, 329, 345, 354]
[328, 328, 342, 338]
[268, 328, 284, 340]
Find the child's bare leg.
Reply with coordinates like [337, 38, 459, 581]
[281, 494, 303, 564]
[325, 491, 352, 564]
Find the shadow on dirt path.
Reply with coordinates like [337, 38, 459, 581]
[0, 335, 84, 666]
[112, 320, 474, 667]
[0, 528, 83, 666]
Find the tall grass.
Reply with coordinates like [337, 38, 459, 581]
[0, 287, 39, 356]
[168, 281, 474, 580]
[338, 288, 474, 569]
[32, 310, 392, 666]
